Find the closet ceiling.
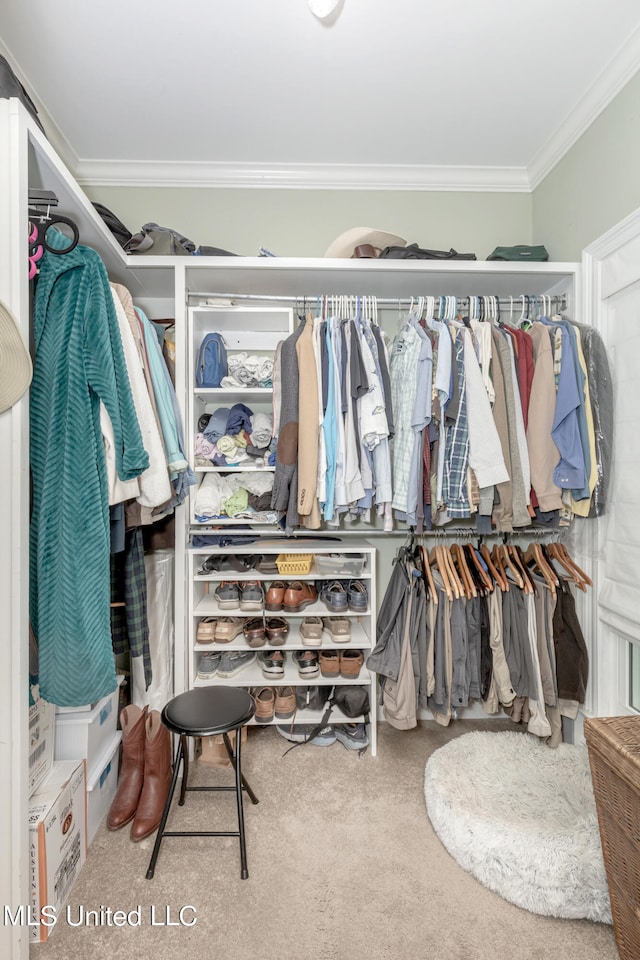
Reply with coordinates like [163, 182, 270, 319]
[2, 0, 640, 189]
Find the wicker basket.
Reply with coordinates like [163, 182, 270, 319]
[275, 553, 314, 576]
[584, 715, 640, 959]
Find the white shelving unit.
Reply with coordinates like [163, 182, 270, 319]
[187, 303, 293, 525]
[187, 542, 378, 754]
[0, 95, 581, 960]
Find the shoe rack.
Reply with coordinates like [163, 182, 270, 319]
[187, 542, 378, 756]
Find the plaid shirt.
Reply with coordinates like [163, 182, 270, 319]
[110, 528, 152, 688]
[442, 334, 470, 518]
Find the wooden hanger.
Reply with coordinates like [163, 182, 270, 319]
[429, 546, 453, 601]
[544, 543, 589, 592]
[465, 544, 494, 594]
[441, 545, 464, 599]
[503, 544, 527, 591]
[480, 542, 508, 591]
[508, 545, 534, 595]
[553, 543, 592, 588]
[451, 544, 476, 599]
[420, 545, 438, 606]
[523, 543, 557, 600]
[493, 544, 524, 590]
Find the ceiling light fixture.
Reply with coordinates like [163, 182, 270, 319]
[308, 0, 341, 20]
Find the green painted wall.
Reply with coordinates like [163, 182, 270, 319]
[84, 185, 531, 260]
[532, 70, 640, 260]
[87, 69, 640, 265]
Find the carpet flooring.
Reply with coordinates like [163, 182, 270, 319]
[32, 720, 619, 960]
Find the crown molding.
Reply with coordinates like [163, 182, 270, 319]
[528, 25, 640, 190]
[75, 159, 530, 192]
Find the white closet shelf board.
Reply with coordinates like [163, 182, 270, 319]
[192, 622, 371, 650]
[181, 256, 579, 299]
[193, 664, 372, 689]
[195, 465, 275, 473]
[194, 598, 369, 618]
[189, 540, 375, 553]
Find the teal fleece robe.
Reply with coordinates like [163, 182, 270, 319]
[30, 243, 149, 706]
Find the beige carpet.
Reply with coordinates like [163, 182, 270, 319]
[32, 721, 619, 960]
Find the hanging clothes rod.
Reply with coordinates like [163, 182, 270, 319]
[189, 525, 568, 540]
[188, 291, 568, 309]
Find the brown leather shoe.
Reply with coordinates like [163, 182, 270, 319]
[340, 649, 364, 679]
[130, 710, 172, 842]
[319, 649, 340, 679]
[243, 617, 266, 648]
[265, 580, 287, 611]
[254, 686, 275, 724]
[274, 686, 296, 720]
[283, 581, 318, 613]
[266, 617, 289, 646]
[107, 704, 147, 831]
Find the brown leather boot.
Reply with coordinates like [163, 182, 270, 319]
[130, 710, 172, 842]
[107, 704, 147, 831]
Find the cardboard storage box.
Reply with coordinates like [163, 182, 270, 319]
[28, 688, 56, 797]
[197, 727, 247, 767]
[86, 732, 121, 846]
[28, 760, 87, 943]
[54, 684, 119, 778]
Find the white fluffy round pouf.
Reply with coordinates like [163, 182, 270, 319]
[424, 731, 612, 923]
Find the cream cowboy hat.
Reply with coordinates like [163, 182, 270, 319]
[324, 227, 406, 259]
[0, 301, 32, 414]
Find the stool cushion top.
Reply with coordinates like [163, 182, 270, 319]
[162, 687, 255, 736]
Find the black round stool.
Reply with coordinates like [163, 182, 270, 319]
[146, 686, 258, 881]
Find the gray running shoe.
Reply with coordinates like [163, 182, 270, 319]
[334, 723, 369, 751]
[276, 725, 336, 746]
[217, 650, 257, 679]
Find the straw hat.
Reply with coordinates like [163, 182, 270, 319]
[0, 301, 32, 414]
[324, 227, 406, 259]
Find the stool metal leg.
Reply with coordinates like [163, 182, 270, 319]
[226, 729, 249, 879]
[146, 736, 184, 880]
[178, 735, 189, 806]
[223, 731, 259, 805]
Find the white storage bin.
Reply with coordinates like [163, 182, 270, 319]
[86, 732, 122, 846]
[314, 553, 366, 577]
[54, 685, 119, 779]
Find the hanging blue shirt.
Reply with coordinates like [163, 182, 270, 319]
[547, 324, 585, 490]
